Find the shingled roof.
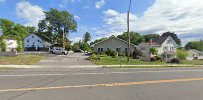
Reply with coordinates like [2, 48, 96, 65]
[154, 36, 169, 45]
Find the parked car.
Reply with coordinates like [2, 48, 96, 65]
[49, 47, 68, 55]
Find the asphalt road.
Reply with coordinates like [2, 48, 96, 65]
[1, 67, 203, 100]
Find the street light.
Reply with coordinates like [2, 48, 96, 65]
[127, 0, 132, 62]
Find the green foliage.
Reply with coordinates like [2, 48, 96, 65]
[185, 40, 203, 51]
[132, 48, 142, 59]
[79, 42, 92, 52]
[105, 49, 116, 57]
[38, 8, 77, 46]
[143, 34, 160, 42]
[150, 47, 158, 55]
[176, 49, 189, 60]
[16, 40, 23, 52]
[72, 43, 80, 52]
[117, 32, 144, 45]
[83, 32, 91, 43]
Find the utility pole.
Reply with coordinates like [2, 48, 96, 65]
[127, 0, 132, 62]
[62, 27, 65, 48]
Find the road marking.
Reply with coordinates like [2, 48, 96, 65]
[1, 77, 203, 93]
[1, 69, 203, 77]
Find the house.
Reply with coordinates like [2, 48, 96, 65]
[2, 38, 18, 52]
[138, 36, 179, 61]
[186, 49, 203, 60]
[24, 33, 52, 51]
[93, 36, 135, 53]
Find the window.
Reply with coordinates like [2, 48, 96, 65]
[116, 48, 119, 52]
[101, 48, 103, 52]
[171, 47, 174, 51]
[27, 39, 29, 43]
[125, 48, 128, 52]
[27, 45, 29, 47]
[33, 42, 35, 45]
[98, 48, 101, 52]
[38, 40, 40, 42]
[107, 48, 110, 51]
[163, 47, 167, 51]
[32, 35, 34, 38]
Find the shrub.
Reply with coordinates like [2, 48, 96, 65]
[154, 56, 162, 62]
[89, 54, 100, 60]
[150, 57, 157, 62]
[176, 49, 188, 60]
[133, 49, 142, 59]
[150, 47, 158, 55]
[105, 49, 116, 57]
[170, 58, 180, 64]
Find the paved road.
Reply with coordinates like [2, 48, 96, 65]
[37, 53, 94, 65]
[1, 67, 203, 100]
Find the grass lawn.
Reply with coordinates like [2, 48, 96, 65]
[0, 67, 16, 70]
[0, 55, 44, 65]
[90, 55, 203, 68]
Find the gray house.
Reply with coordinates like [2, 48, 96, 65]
[93, 36, 135, 53]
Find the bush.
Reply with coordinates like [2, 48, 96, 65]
[89, 54, 100, 60]
[150, 57, 157, 62]
[176, 49, 188, 60]
[133, 49, 142, 59]
[154, 56, 162, 62]
[170, 58, 180, 64]
[105, 49, 116, 57]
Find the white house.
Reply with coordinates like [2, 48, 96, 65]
[138, 36, 179, 61]
[186, 49, 203, 60]
[3, 38, 18, 52]
[24, 33, 51, 51]
[93, 36, 135, 53]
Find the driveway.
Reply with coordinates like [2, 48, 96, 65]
[37, 53, 94, 65]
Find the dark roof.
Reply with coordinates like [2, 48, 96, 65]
[155, 36, 169, 45]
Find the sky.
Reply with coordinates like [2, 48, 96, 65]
[0, 0, 203, 46]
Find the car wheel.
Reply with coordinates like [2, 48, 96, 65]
[62, 52, 65, 55]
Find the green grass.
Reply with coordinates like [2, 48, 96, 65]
[0, 55, 44, 65]
[90, 55, 203, 67]
[0, 67, 16, 70]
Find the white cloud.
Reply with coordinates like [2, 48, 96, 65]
[59, 0, 79, 8]
[70, 36, 82, 44]
[74, 15, 80, 20]
[95, 0, 105, 9]
[100, 0, 203, 45]
[16, 1, 45, 27]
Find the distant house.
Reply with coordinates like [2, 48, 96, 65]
[138, 36, 179, 61]
[1, 38, 18, 52]
[24, 33, 52, 51]
[186, 49, 203, 60]
[93, 36, 135, 53]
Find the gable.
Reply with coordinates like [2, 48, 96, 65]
[162, 36, 178, 47]
[24, 33, 43, 41]
[94, 37, 134, 47]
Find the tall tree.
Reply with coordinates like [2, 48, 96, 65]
[38, 8, 77, 46]
[117, 32, 144, 45]
[143, 34, 160, 42]
[185, 40, 203, 51]
[161, 32, 181, 45]
[26, 26, 36, 33]
[83, 32, 91, 43]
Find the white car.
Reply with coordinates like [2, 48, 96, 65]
[49, 47, 68, 55]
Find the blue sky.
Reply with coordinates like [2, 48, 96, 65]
[0, 0, 203, 45]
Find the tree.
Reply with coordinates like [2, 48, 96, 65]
[26, 26, 36, 33]
[132, 48, 142, 59]
[143, 34, 160, 42]
[185, 40, 203, 51]
[38, 8, 77, 46]
[117, 32, 144, 45]
[72, 43, 80, 52]
[176, 48, 188, 60]
[150, 47, 158, 55]
[162, 32, 181, 45]
[83, 32, 91, 43]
